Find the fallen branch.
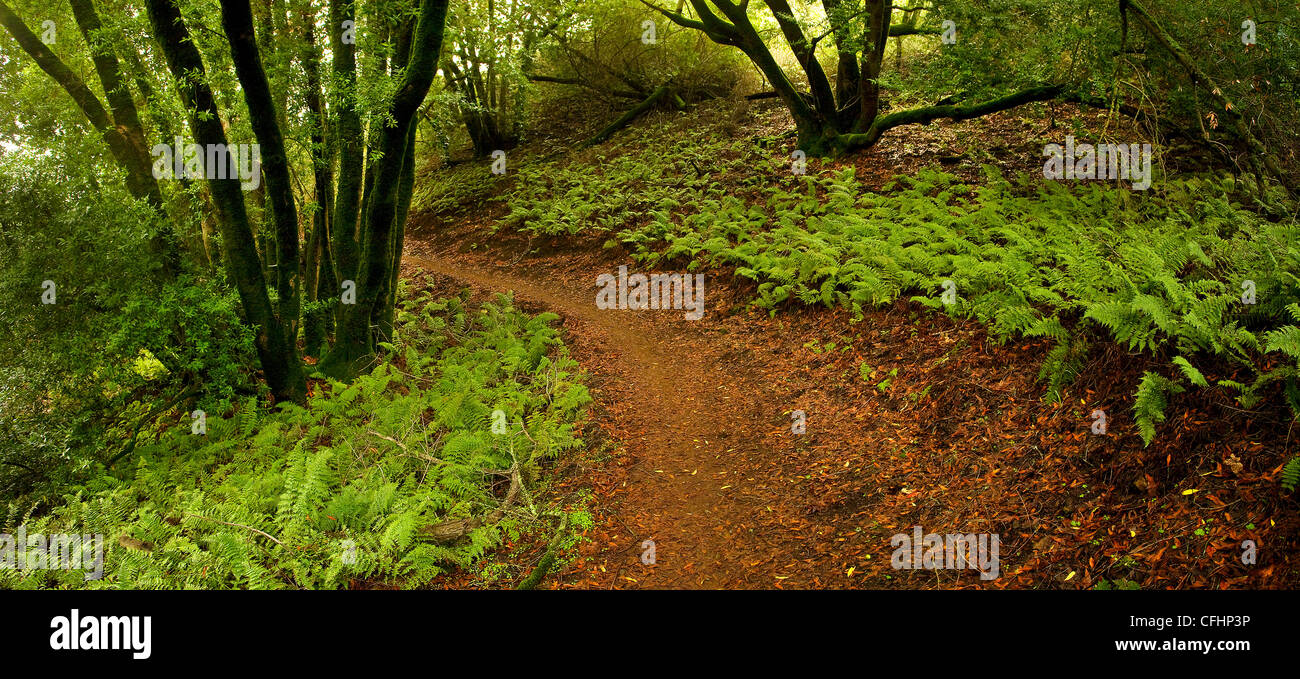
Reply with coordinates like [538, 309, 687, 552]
[183, 512, 284, 547]
[368, 428, 444, 465]
[834, 84, 1063, 153]
[367, 428, 409, 452]
[581, 85, 683, 147]
[118, 534, 153, 551]
[421, 463, 523, 542]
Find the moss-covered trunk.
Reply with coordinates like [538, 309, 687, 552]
[145, 0, 305, 403]
[329, 0, 364, 299]
[223, 0, 303, 355]
[324, 0, 449, 378]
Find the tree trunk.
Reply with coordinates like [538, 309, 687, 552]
[854, 0, 890, 134]
[222, 0, 303, 350]
[297, 2, 334, 358]
[764, 0, 836, 119]
[0, 0, 177, 274]
[382, 122, 419, 340]
[145, 0, 305, 403]
[329, 0, 364, 297]
[650, 1, 1058, 157]
[446, 57, 511, 158]
[324, 0, 450, 378]
[821, 0, 861, 128]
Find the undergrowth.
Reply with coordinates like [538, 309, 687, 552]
[499, 119, 787, 237]
[467, 114, 1299, 446]
[1, 289, 592, 589]
[633, 165, 1299, 445]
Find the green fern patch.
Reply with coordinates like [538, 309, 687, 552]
[2, 293, 591, 590]
[594, 162, 1298, 445]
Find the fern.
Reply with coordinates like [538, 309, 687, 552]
[1283, 457, 1300, 493]
[238, 395, 259, 438]
[1171, 356, 1209, 387]
[3, 294, 591, 590]
[1038, 337, 1090, 400]
[1133, 372, 1186, 446]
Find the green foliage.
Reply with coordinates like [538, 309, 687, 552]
[1039, 337, 1091, 401]
[1282, 457, 1300, 493]
[411, 159, 498, 216]
[0, 150, 259, 500]
[1, 293, 591, 589]
[500, 116, 787, 237]
[528, 0, 749, 105]
[110, 276, 260, 414]
[1133, 372, 1186, 446]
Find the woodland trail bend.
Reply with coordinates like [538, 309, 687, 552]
[408, 252, 819, 589]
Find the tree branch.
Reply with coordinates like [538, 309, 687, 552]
[887, 24, 939, 36]
[582, 85, 680, 147]
[421, 462, 523, 542]
[524, 72, 646, 99]
[0, 1, 114, 130]
[1122, 0, 1293, 197]
[183, 513, 285, 546]
[836, 84, 1063, 152]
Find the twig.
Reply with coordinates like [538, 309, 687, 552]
[368, 429, 444, 464]
[183, 512, 284, 547]
[367, 429, 409, 452]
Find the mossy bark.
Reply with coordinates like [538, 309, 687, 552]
[329, 0, 364, 297]
[324, 0, 449, 379]
[145, 0, 305, 403]
[382, 123, 420, 341]
[223, 0, 303, 349]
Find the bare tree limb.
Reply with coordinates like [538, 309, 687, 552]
[183, 512, 285, 547]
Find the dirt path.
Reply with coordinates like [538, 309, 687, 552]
[406, 249, 807, 588]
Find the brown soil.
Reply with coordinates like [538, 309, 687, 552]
[405, 242, 795, 587]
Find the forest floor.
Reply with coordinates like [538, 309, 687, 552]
[404, 99, 1298, 589]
